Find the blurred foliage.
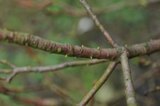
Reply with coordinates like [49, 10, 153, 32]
[0, 0, 159, 106]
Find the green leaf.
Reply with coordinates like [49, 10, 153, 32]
[47, 5, 62, 12]
[139, 0, 148, 6]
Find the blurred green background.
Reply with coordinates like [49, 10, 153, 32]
[0, 0, 159, 106]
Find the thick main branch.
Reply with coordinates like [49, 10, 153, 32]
[0, 29, 160, 59]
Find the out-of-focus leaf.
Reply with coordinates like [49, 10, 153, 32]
[47, 5, 62, 12]
[139, 0, 148, 6]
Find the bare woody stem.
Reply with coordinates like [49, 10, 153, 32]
[80, 0, 118, 47]
[1, 59, 106, 83]
[121, 50, 138, 106]
[144, 86, 160, 96]
[0, 29, 160, 60]
[79, 61, 118, 106]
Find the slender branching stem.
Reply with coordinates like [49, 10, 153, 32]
[79, 61, 118, 106]
[0, 59, 106, 83]
[80, 0, 118, 47]
[121, 50, 138, 106]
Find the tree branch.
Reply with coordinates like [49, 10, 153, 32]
[0, 59, 106, 83]
[0, 60, 16, 68]
[121, 50, 138, 106]
[79, 61, 118, 106]
[0, 29, 160, 59]
[144, 86, 160, 96]
[80, 0, 118, 47]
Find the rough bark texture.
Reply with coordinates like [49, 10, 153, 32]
[0, 29, 160, 59]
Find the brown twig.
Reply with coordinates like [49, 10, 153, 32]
[79, 0, 118, 47]
[0, 59, 106, 83]
[43, 76, 76, 105]
[135, 62, 160, 88]
[120, 50, 137, 106]
[0, 60, 16, 68]
[79, 61, 118, 106]
[0, 84, 62, 106]
[144, 86, 160, 96]
[0, 29, 160, 59]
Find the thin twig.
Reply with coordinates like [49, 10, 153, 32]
[144, 86, 160, 96]
[120, 50, 138, 106]
[0, 60, 16, 68]
[6, 71, 17, 83]
[0, 59, 107, 83]
[43, 76, 76, 105]
[80, 0, 118, 47]
[79, 61, 118, 106]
